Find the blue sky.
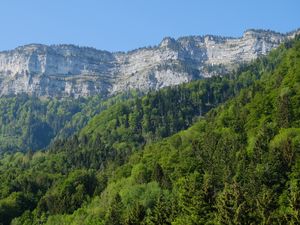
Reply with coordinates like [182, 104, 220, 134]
[0, 0, 299, 52]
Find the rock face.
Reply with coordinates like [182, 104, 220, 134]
[0, 29, 299, 98]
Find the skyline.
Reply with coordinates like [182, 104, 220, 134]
[1, 27, 299, 53]
[0, 0, 299, 52]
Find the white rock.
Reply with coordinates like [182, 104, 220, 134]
[0, 29, 299, 98]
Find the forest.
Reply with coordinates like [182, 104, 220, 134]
[0, 36, 299, 225]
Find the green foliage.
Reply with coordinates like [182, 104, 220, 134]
[0, 92, 137, 153]
[37, 170, 97, 215]
[1, 37, 300, 224]
[105, 193, 124, 225]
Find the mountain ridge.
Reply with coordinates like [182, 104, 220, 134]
[0, 28, 299, 98]
[5, 28, 299, 53]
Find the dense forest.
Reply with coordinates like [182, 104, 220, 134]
[0, 92, 139, 153]
[0, 36, 299, 225]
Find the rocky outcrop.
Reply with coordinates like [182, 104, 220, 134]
[0, 29, 299, 97]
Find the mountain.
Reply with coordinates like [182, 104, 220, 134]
[0, 34, 299, 225]
[0, 29, 299, 98]
[1, 28, 284, 153]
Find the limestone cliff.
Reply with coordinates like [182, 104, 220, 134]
[0, 29, 298, 97]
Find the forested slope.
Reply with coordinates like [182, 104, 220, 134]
[0, 36, 299, 225]
[0, 92, 138, 153]
[37, 35, 300, 225]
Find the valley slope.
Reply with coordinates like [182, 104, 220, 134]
[0, 35, 299, 225]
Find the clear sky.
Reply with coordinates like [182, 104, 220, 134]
[0, 0, 299, 52]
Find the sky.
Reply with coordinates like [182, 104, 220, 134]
[0, 0, 299, 52]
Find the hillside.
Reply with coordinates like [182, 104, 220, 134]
[0, 92, 137, 153]
[0, 35, 299, 224]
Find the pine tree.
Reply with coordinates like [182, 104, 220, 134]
[105, 193, 124, 225]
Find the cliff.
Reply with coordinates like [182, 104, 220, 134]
[0, 29, 298, 97]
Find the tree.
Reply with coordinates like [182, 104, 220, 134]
[124, 202, 146, 225]
[106, 193, 124, 225]
[145, 193, 172, 225]
[151, 163, 171, 189]
[215, 182, 249, 225]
